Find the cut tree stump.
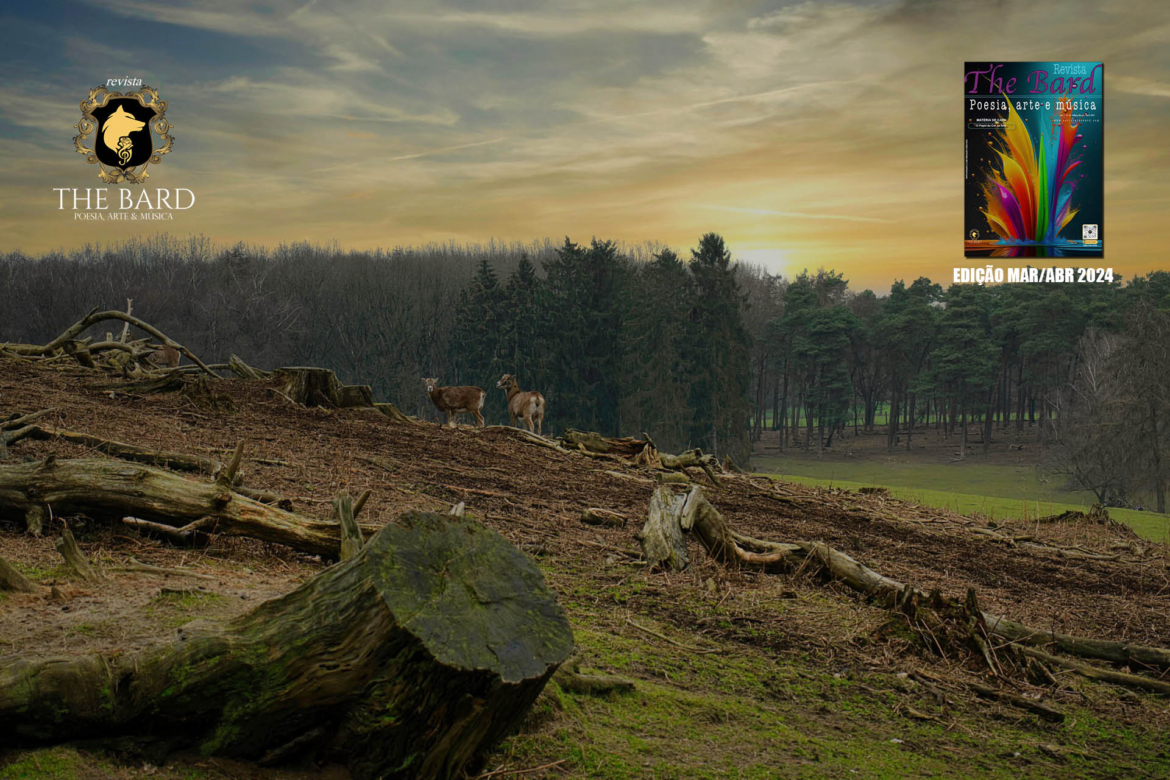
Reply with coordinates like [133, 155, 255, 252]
[0, 511, 575, 780]
[272, 367, 373, 409]
[636, 488, 689, 570]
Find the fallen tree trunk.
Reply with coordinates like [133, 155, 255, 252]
[2, 425, 221, 475]
[0, 511, 575, 779]
[648, 485, 1170, 687]
[560, 429, 651, 458]
[0, 457, 363, 557]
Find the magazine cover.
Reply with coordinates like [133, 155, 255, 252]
[964, 62, 1104, 257]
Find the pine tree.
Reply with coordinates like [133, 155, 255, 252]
[541, 238, 627, 434]
[618, 249, 693, 452]
[499, 253, 544, 392]
[448, 258, 506, 395]
[686, 233, 752, 461]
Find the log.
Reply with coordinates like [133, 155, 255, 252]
[90, 374, 186, 395]
[0, 512, 575, 779]
[1014, 646, 1170, 696]
[579, 508, 627, 528]
[560, 429, 651, 458]
[0, 458, 357, 558]
[2, 425, 221, 475]
[553, 661, 635, 695]
[272, 367, 373, 409]
[0, 555, 36, 592]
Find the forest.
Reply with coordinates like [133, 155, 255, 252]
[2, 234, 1167, 509]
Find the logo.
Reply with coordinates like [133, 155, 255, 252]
[969, 229, 980, 239]
[73, 85, 173, 184]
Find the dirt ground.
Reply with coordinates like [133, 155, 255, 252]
[2, 356, 1170, 778]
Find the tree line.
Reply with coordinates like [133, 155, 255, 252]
[1, 235, 1167, 505]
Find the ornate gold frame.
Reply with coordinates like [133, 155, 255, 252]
[73, 85, 174, 184]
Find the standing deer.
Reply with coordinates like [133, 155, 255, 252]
[496, 374, 545, 435]
[422, 378, 486, 428]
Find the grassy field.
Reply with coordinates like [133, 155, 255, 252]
[753, 456, 1170, 542]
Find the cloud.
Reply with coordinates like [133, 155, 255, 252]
[2, 0, 1167, 291]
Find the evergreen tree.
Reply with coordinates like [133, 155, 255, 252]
[498, 253, 545, 392]
[618, 249, 693, 452]
[930, 284, 997, 457]
[448, 258, 506, 395]
[542, 238, 627, 434]
[686, 233, 752, 462]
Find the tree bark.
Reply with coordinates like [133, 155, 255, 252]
[0, 512, 574, 780]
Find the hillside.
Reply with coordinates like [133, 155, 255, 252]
[2, 355, 1169, 779]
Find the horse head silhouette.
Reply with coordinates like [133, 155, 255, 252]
[102, 105, 146, 166]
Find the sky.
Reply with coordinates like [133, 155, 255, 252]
[0, 0, 1167, 291]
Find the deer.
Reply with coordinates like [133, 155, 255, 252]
[143, 344, 180, 369]
[496, 374, 545, 436]
[422, 378, 486, 428]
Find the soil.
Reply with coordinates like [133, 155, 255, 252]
[2, 356, 1169, 777]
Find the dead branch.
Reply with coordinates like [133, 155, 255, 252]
[970, 683, 1064, 723]
[9, 308, 218, 377]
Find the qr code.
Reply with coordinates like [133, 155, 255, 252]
[1083, 224, 1098, 240]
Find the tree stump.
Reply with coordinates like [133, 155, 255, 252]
[636, 488, 689, 570]
[0, 511, 574, 780]
[273, 367, 373, 409]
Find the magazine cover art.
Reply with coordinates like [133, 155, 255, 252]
[964, 62, 1103, 257]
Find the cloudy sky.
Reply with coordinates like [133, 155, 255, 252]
[0, 0, 1166, 290]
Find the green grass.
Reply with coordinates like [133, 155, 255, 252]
[753, 456, 1170, 541]
[483, 615, 1168, 779]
